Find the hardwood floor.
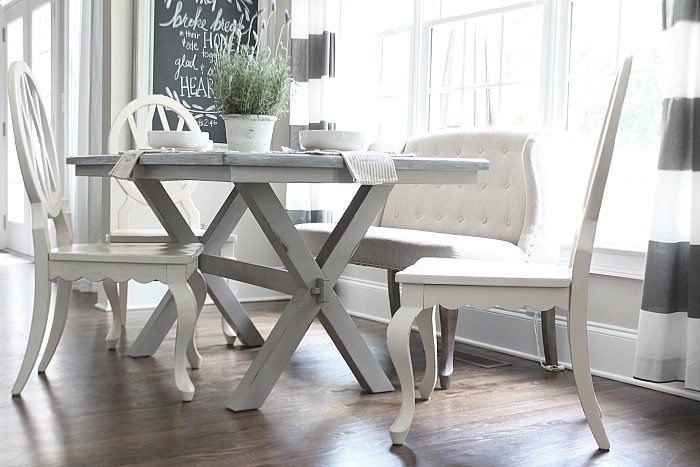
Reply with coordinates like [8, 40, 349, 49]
[2, 256, 700, 466]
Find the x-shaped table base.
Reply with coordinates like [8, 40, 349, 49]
[128, 181, 265, 357]
[130, 179, 395, 410]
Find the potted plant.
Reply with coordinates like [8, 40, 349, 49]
[213, 7, 291, 152]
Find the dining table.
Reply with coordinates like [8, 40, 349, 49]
[67, 151, 489, 411]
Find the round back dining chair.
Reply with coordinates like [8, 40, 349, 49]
[8, 61, 207, 401]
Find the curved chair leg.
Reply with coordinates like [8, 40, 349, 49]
[416, 307, 437, 400]
[103, 279, 122, 349]
[387, 306, 424, 445]
[186, 270, 207, 369]
[118, 281, 128, 326]
[438, 306, 458, 389]
[568, 303, 610, 450]
[38, 279, 72, 373]
[222, 317, 237, 346]
[170, 282, 197, 402]
[12, 273, 52, 396]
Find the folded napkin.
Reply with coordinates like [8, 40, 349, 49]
[340, 151, 398, 185]
[109, 149, 145, 180]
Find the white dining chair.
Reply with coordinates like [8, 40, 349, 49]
[8, 61, 206, 401]
[386, 56, 633, 448]
[106, 95, 238, 345]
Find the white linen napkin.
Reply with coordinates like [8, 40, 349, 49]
[109, 149, 145, 180]
[340, 151, 398, 185]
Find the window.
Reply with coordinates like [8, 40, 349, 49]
[337, 0, 662, 252]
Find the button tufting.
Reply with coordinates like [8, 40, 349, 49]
[457, 149, 462, 155]
[478, 148, 484, 154]
[394, 211, 400, 217]
[416, 212, 422, 219]
[504, 182, 510, 189]
[458, 184, 463, 188]
[436, 185, 441, 188]
[506, 220, 512, 226]
[482, 218, 488, 224]
[502, 148, 508, 154]
[458, 216, 464, 222]
[437, 215, 442, 220]
[481, 183, 486, 189]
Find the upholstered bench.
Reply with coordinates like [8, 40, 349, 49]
[297, 128, 558, 387]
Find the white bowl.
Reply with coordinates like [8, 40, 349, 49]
[299, 130, 369, 151]
[147, 131, 211, 150]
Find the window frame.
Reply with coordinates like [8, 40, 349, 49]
[339, 0, 653, 277]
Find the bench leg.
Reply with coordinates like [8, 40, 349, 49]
[438, 306, 458, 389]
[387, 269, 401, 316]
[541, 307, 559, 368]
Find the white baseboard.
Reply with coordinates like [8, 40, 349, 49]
[94, 279, 289, 311]
[335, 275, 700, 402]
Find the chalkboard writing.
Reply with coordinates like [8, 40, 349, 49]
[153, 0, 258, 143]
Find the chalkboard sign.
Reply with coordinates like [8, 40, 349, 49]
[152, 0, 258, 143]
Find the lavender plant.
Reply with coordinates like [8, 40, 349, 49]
[212, 4, 291, 117]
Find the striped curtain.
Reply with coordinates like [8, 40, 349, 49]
[634, 0, 700, 390]
[285, 0, 339, 224]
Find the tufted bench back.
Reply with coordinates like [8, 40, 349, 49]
[380, 128, 540, 255]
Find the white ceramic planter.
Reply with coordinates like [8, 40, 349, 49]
[222, 114, 277, 152]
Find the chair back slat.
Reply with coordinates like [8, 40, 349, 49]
[156, 105, 170, 131]
[108, 95, 202, 229]
[8, 61, 63, 218]
[569, 56, 633, 274]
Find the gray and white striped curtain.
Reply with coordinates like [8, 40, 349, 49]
[285, 0, 339, 224]
[634, 0, 700, 390]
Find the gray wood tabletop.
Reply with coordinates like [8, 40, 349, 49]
[66, 152, 490, 184]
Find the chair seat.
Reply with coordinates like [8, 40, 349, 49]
[396, 258, 571, 287]
[50, 242, 203, 265]
[297, 223, 528, 271]
[109, 228, 237, 243]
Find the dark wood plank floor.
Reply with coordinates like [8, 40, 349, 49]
[2, 256, 700, 466]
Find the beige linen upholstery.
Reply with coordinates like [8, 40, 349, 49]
[297, 127, 554, 267]
[298, 224, 528, 270]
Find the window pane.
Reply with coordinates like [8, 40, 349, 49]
[569, 0, 620, 76]
[596, 71, 661, 248]
[499, 84, 538, 125]
[502, 6, 543, 83]
[381, 32, 412, 94]
[340, 0, 413, 34]
[7, 18, 25, 224]
[378, 96, 409, 141]
[428, 90, 463, 131]
[32, 2, 52, 119]
[619, 0, 662, 71]
[429, 24, 464, 90]
[462, 15, 502, 86]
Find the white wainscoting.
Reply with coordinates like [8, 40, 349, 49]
[335, 275, 700, 402]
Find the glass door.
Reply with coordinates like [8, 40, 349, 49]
[1, 0, 54, 256]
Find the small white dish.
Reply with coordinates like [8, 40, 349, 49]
[299, 130, 369, 151]
[147, 131, 210, 150]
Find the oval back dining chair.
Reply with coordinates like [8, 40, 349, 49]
[106, 95, 239, 346]
[104, 95, 202, 337]
[8, 61, 206, 401]
[386, 56, 633, 449]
